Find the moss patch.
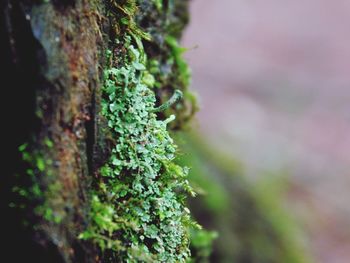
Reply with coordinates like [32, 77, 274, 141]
[80, 1, 198, 261]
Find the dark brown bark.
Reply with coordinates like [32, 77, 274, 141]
[1, 0, 106, 262]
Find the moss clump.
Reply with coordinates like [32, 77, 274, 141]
[80, 26, 196, 261]
[78, 1, 199, 261]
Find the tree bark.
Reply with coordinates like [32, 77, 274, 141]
[2, 0, 106, 262]
[1, 0, 190, 262]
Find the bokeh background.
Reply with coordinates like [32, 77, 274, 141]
[181, 0, 350, 262]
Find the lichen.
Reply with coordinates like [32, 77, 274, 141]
[13, 0, 199, 261]
[79, 1, 198, 261]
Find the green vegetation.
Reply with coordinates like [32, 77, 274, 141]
[79, 1, 198, 261]
[188, 228, 218, 263]
[133, 0, 197, 128]
[151, 89, 183, 113]
[176, 132, 312, 263]
[10, 1, 314, 262]
[13, 0, 199, 261]
[80, 37, 196, 261]
[13, 140, 64, 224]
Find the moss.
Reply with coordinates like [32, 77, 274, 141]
[80, 1, 198, 261]
[81, 40, 193, 261]
[135, 0, 198, 129]
[12, 0, 198, 260]
[188, 228, 218, 263]
[13, 139, 64, 224]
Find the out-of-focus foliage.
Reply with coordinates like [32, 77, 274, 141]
[188, 228, 218, 263]
[176, 132, 312, 263]
[135, 0, 198, 129]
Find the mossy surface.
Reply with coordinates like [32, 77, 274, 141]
[79, 1, 198, 262]
[135, 0, 198, 129]
[13, 139, 64, 224]
[10, 0, 197, 261]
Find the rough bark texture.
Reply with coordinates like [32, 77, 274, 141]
[2, 0, 106, 262]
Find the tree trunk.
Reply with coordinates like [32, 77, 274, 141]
[1, 0, 191, 262]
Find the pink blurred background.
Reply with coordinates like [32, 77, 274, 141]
[182, 0, 350, 262]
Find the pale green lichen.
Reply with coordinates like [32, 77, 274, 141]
[80, 34, 197, 261]
[79, 1, 199, 261]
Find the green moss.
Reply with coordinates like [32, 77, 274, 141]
[134, 0, 198, 129]
[165, 36, 190, 88]
[14, 0, 198, 260]
[188, 228, 218, 263]
[81, 40, 195, 260]
[80, 1, 198, 260]
[152, 0, 163, 11]
[44, 138, 54, 148]
[13, 140, 63, 224]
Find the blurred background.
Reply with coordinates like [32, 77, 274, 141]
[181, 0, 350, 262]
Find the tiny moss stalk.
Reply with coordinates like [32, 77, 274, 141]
[151, 89, 183, 113]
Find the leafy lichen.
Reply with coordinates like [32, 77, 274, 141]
[80, 1, 198, 260]
[80, 38, 196, 261]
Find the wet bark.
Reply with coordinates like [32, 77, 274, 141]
[1, 0, 107, 262]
